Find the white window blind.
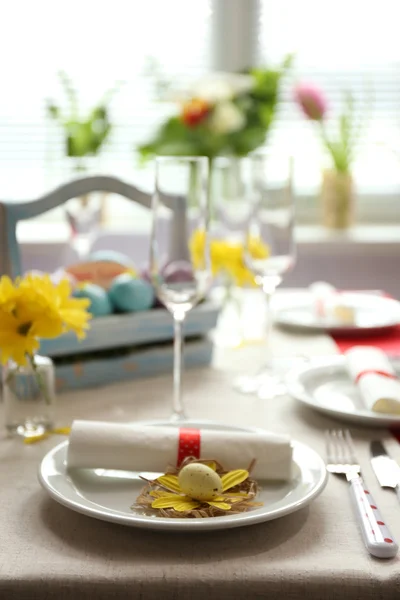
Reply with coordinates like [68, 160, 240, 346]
[260, 0, 400, 194]
[0, 0, 212, 202]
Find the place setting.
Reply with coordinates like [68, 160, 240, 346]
[35, 155, 327, 533]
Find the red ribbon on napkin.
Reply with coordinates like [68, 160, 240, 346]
[330, 295, 400, 442]
[354, 369, 398, 384]
[177, 428, 201, 466]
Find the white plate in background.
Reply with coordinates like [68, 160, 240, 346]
[286, 356, 400, 427]
[275, 293, 400, 335]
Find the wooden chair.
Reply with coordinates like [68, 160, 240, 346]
[0, 175, 186, 278]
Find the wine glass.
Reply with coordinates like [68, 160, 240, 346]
[234, 152, 296, 398]
[150, 156, 211, 421]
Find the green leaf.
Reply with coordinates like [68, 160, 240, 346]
[46, 103, 60, 120]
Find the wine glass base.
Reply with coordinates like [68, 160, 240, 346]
[233, 371, 287, 399]
[233, 356, 309, 399]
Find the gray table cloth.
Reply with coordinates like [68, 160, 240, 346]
[1, 298, 399, 599]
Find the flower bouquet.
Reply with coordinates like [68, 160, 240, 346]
[139, 58, 292, 161]
[0, 274, 91, 437]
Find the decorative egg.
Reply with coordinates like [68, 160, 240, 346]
[178, 463, 223, 501]
[88, 251, 137, 275]
[162, 261, 195, 283]
[73, 283, 113, 317]
[108, 274, 155, 312]
[51, 268, 77, 286]
[89, 250, 133, 266]
[140, 268, 163, 308]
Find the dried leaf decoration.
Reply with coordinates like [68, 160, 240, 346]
[132, 457, 262, 519]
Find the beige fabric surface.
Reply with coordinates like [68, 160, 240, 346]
[1, 295, 400, 600]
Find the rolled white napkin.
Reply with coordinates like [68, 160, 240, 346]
[309, 282, 355, 324]
[345, 346, 400, 414]
[67, 420, 293, 481]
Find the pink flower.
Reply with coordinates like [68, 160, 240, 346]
[294, 83, 327, 121]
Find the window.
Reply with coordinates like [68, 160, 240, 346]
[0, 0, 212, 204]
[260, 0, 400, 222]
[2, 0, 399, 230]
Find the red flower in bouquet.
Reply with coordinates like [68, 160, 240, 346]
[181, 98, 210, 128]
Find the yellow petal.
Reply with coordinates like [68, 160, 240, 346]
[52, 427, 71, 435]
[149, 490, 165, 498]
[221, 470, 249, 491]
[171, 500, 201, 512]
[203, 461, 217, 471]
[23, 433, 49, 444]
[157, 474, 181, 493]
[207, 501, 232, 510]
[152, 492, 180, 500]
[152, 496, 199, 511]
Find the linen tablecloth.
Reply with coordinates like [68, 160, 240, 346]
[0, 291, 399, 600]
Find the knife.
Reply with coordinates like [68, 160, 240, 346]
[370, 441, 400, 503]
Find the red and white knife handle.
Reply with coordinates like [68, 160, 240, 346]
[349, 476, 398, 558]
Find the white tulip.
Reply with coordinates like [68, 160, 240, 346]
[191, 72, 254, 103]
[209, 102, 245, 134]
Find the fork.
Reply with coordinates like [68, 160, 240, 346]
[325, 429, 398, 559]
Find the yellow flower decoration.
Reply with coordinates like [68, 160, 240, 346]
[0, 273, 92, 366]
[0, 276, 18, 312]
[190, 229, 269, 288]
[150, 469, 250, 513]
[0, 309, 40, 366]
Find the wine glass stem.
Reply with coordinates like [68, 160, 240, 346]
[262, 282, 277, 364]
[172, 314, 186, 421]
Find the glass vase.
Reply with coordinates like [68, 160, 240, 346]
[213, 280, 245, 349]
[64, 156, 106, 259]
[321, 169, 354, 229]
[2, 355, 56, 438]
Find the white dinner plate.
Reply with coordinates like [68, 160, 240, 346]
[275, 293, 400, 335]
[38, 420, 327, 532]
[286, 356, 400, 427]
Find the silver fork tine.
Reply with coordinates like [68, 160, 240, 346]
[343, 429, 357, 464]
[337, 430, 347, 464]
[325, 430, 335, 464]
[325, 430, 331, 463]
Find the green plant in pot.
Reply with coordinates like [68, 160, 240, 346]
[294, 83, 364, 229]
[47, 71, 120, 235]
[47, 70, 119, 175]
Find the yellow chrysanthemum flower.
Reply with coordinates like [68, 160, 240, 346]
[0, 273, 92, 366]
[0, 276, 18, 313]
[190, 229, 269, 288]
[19, 275, 91, 339]
[0, 309, 40, 366]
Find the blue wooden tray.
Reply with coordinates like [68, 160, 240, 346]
[40, 300, 219, 358]
[54, 337, 213, 392]
[0, 176, 220, 390]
